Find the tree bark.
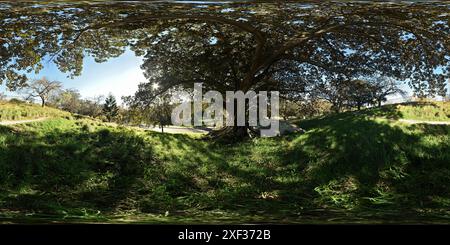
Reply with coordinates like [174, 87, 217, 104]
[207, 97, 253, 142]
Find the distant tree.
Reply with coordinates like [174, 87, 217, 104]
[102, 94, 119, 122]
[50, 88, 82, 113]
[312, 79, 352, 113]
[118, 105, 145, 126]
[280, 99, 300, 120]
[48, 90, 106, 118]
[313, 79, 378, 112]
[9, 98, 26, 104]
[0, 92, 6, 101]
[124, 84, 174, 132]
[79, 96, 105, 118]
[347, 79, 374, 111]
[147, 93, 173, 133]
[23, 77, 62, 107]
[369, 77, 405, 107]
[298, 99, 333, 119]
[117, 107, 134, 125]
[277, 98, 332, 120]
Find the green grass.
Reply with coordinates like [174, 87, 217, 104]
[0, 100, 71, 121]
[397, 102, 450, 121]
[350, 101, 450, 121]
[0, 102, 450, 223]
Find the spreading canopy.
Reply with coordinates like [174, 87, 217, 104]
[0, 1, 449, 101]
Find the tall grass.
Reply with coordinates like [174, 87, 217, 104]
[0, 100, 70, 121]
[396, 102, 450, 121]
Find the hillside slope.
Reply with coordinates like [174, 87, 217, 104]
[350, 101, 450, 122]
[0, 102, 449, 223]
[0, 100, 70, 121]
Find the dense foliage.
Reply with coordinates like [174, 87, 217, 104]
[0, 1, 448, 135]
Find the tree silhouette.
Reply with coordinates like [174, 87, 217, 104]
[369, 77, 405, 107]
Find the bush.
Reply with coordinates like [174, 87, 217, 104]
[8, 98, 26, 104]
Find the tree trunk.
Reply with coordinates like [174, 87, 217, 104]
[41, 97, 45, 107]
[207, 97, 253, 142]
[334, 107, 340, 113]
[207, 126, 251, 142]
[333, 101, 342, 113]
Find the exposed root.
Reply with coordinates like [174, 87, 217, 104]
[205, 126, 256, 143]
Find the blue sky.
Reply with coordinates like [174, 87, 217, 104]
[1, 49, 146, 104]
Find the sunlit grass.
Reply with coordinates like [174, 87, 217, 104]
[1, 101, 450, 223]
[0, 100, 70, 121]
[397, 102, 450, 121]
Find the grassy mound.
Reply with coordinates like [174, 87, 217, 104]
[0, 100, 70, 121]
[396, 102, 450, 121]
[0, 102, 449, 223]
[353, 101, 450, 121]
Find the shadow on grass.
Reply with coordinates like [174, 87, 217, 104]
[0, 125, 156, 218]
[284, 113, 450, 214]
[1, 113, 450, 223]
[142, 111, 450, 222]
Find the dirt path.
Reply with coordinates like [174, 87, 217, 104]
[398, 119, 450, 125]
[0, 117, 48, 126]
[146, 120, 301, 135]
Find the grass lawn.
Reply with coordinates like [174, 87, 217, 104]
[0, 100, 71, 121]
[0, 102, 450, 223]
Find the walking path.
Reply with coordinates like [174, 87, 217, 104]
[398, 119, 450, 125]
[0, 117, 48, 126]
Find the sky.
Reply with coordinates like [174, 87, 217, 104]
[1, 49, 146, 105]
